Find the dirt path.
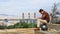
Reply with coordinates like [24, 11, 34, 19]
[0, 28, 35, 34]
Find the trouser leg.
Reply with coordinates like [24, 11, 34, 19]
[37, 19, 47, 27]
[37, 19, 40, 27]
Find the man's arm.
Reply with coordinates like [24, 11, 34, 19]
[40, 14, 46, 19]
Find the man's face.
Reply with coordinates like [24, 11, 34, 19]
[40, 11, 44, 14]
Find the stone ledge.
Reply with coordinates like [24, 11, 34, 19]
[35, 30, 60, 34]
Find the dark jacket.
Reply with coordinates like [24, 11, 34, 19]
[40, 11, 50, 23]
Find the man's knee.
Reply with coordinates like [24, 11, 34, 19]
[43, 20, 47, 23]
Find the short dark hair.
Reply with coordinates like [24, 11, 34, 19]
[39, 9, 44, 12]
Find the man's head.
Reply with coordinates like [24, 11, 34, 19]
[39, 9, 44, 14]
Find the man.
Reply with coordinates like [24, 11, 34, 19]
[35, 9, 50, 30]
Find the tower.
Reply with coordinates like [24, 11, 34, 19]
[28, 12, 30, 19]
[28, 12, 30, 23]
[22, 12, 24, 19]
[34, 12, 36, 19]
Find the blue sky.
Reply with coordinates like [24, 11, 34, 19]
[0, 0, 60, 18]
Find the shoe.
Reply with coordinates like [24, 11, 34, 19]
[34, 27, 40, 30]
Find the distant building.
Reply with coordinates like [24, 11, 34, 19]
[0, 16, 20, 26]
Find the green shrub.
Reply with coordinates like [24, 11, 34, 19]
[7, 22, 37, 29]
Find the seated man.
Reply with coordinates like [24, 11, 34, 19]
[35, 9, 50, 30]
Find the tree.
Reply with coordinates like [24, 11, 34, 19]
[50, 3, 60, 23]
